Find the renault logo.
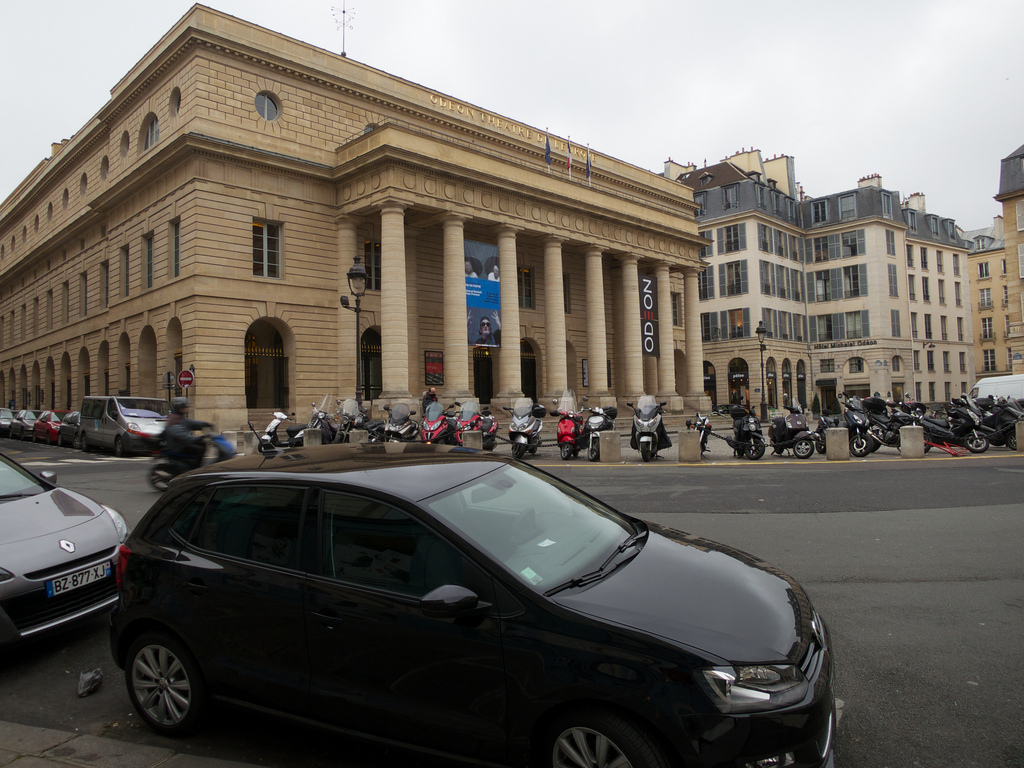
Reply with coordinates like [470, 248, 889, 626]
[59, 540, 76, 554]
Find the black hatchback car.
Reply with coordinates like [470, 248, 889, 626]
[111, 444, 835, 768]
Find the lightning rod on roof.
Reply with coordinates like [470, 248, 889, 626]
[332, 2, 356, 57]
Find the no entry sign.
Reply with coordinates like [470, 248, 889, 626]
[177, 370, 195, 389]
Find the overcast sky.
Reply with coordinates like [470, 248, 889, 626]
[3, 0, 1021, 231]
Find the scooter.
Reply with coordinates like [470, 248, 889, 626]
[627, 395, 672, 462]
[381, 403, 420, 442]
[581, 403, 617, 462]
[913, 400, 989, 455]
[255, 411, 305, 452]
[863, 397, 920, 452]
[727, 404, 766, 460]
[551, 390, 586, 461]
[309, 396, 341, 444]
[455, 398, 498, 450]
[503, 397, 546, 459]
[812, 410, 839, 455]
[767, 404, 815, 459]
[838, 393, 877, 458]
[420, 400, 458, 445]
[335, 398, 369, 443]
[966, 395, 1023, 450]
[148, 427, 236, 491]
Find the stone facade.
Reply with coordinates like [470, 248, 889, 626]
[0, 6, 709, 429]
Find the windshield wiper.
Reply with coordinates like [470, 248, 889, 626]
[544, 526, 648, 597]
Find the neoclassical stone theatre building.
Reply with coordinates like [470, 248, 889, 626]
[0, 6, 708, 429]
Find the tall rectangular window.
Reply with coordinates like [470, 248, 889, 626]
[518, 268, 533, 309]
[170, 221, 180, 277]
[122, 246, 130, 297]
[562, 273, 571, 314]
[812, 200, 827, 224]
[79, 273, 88, 317]
[888, 263, 899, 296]
[101, 262, 109, 308]
[723, 185, 739, 210]
[839, 194, 856, 220]
[891, 309, 901, 337]
[885, 229, 896, 255]
[671, 292, 682, 326]
[363, 241, 382, 290]
[252, 220, 281, 278]
[144, 234, 154, 289]
[62, 282, 70, 324]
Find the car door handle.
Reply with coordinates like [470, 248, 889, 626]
[312, 611, 343, 630]
[185, 579, 208, 595]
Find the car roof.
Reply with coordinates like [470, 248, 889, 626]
[179, 443, 514, 503]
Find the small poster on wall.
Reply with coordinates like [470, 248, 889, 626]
[424, 351, 444, 386]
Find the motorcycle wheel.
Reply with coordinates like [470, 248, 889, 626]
[588, 440, 600, 462]
[793, 438, 814, 460]
[966, 434, 989, 454]
[1008, 432, 1017, 452]
[148, 463, 174, 492]
[528, 445, 538, 454]
[640, 443, 653, 462]
[559, 442, 574, 460]
[850, 434, 872, 458]
[814, 436, 826, 454]
[745, 440, 766, 460]
[511, 443, 527, 460]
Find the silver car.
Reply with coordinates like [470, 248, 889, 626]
[0, 451, 129, 646]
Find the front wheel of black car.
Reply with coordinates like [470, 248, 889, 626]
[126, 632, 208, 736]
[544, 709, 671, 768]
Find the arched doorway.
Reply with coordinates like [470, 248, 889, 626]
[703, 361, 717, 407]
[78, 348, 92, 399]
[60, 353, 72, 409]
[797, 360, 807, 407]
[139, 326, 158, 397]
[520, 341, 537, 402]
[360, 329, 382, 404]
[782, 359, 792, 407]
[473, 347, 493, 404]
[728, 358, 749, 407]
[245, 320, 288, 409]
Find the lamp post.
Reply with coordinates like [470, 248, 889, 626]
[755, 320, 768, 422]
[340, 254, 368, 410]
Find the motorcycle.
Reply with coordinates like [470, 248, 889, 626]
[455, 398, 498, 450]
[913, 398, 989, 455]
[503, 397, 546, 460]
[862, 397, 921, 452]
[148, 427, 236, 491]
[380, 403, 420, 442]
[726, 404, 766, 460]
[811, 409, 839, 455]
[420, 400, 458, 445]
[551, 390, 586, 461]
[627, 395, 672, 462]
[309, 396, 341, 444]
[837, 393, 877, 458]
[767, 404, 815, 459]
[334, 398, 369, 443]
[966, 395, 1023, 450]
[582, 403, 617, 462]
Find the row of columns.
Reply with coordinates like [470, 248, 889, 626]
[341, 202, 707, 408]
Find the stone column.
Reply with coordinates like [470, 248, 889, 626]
[405, 227, 422, 402]
[543, 236, 568, 399]
[495, 225, 523, 402]
[335, 214, 361, 403]
[443, 213, 472, 400]
[379, 203, 411, 400]
[682, 265, 712, 411]
[585, 247, 611, 402]
[618, 254, 645, 400]
[655, 262, 682, 410]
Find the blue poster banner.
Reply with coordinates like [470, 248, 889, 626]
[465, 240, 501, 347]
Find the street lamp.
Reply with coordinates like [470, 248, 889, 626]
[340, 254, 368, 409]
[755, 320, 768, 422]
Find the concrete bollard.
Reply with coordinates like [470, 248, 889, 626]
[349, 429, 368, 444]
[1017, 421, 1024, 453]
[826, 428, 850, 461]
[678, 429, 702, 463]
[305, 427, 322, 446]
[598, 430, 621, 462]
[899, 425, 925, 457]
[242, 430, 260, 456]
[462, 430, 483, 450]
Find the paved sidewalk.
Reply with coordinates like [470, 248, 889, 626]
[0, 720, 262, 768]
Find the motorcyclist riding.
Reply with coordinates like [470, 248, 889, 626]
[163, 397, 210, 470]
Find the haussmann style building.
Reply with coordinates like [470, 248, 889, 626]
[0, 4, 712, 430]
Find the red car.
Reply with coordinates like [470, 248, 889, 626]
[32, 411, 71, 444]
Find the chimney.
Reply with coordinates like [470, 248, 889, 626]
[906, 193, 927, 212]
[858, 174, 882, 189]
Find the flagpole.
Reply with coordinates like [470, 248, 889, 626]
[545, 128, 551, 174]
[586, 144, 592, 188]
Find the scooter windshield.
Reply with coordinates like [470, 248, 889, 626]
[512, 397, 535, 418]
[636, 395, 659, 420]
[460, 399, 481, 420]
[340, 399, 359, 417]
[390, 403, 411, 422]
[424, 401, 444, 421]
[555, 390, 577, 414]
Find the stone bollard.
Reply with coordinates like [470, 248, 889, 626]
[678, 429, 702, 463]
[1017, 421, 1024, 453]
[462, 430, 483, 450]
[242, 430, 260, 456]
[598, 430, 621, 462]
[899, 425, 925, 457]
[349, 429, 368, 444]
[826, 428, 850, 461]
[305, 427, 322, 446]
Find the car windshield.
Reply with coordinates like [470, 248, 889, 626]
[423, 463, 634, 592]
[117, 398, 170, 418]
[0, 455, 45, 498]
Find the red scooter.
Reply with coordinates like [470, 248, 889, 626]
[551, 389, 586, 460]
[454, 399, 498, 450]
[420, 401, 458, 445]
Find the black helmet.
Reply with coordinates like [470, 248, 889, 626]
[171, 397, 189, 415]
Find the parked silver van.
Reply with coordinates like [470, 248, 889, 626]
[79, 396, 170, 456]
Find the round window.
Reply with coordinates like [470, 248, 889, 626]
[255, 92, 280, 121]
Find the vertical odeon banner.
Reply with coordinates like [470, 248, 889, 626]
[640, 273, 659, 357]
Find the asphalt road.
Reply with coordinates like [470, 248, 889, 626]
[2, 437, 1023, 768]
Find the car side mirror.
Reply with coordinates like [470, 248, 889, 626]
[420, 584, 487, 619]
[40, 470, 57, 485]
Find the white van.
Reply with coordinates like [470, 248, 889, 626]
[79, 396, 170, 456]
[969, 374, 1024, 401]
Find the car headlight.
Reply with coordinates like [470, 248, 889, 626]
[697, 664, 808, 714]
[102, 505, 130, 543]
